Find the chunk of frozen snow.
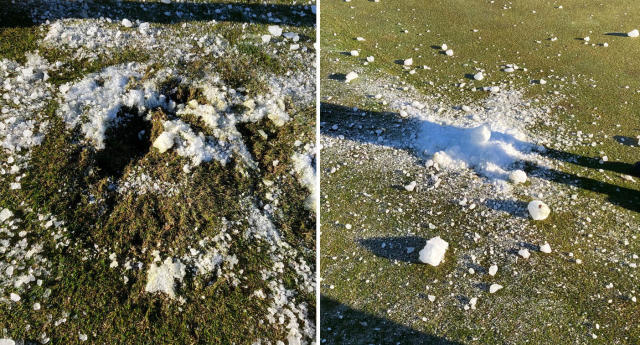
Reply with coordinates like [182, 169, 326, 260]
[539, 242, 552, 253]
[345, 72, 358, 83]
[518, 248, 530, 259]
[403, 58, 413, 66]
[441, 43, 448, 50]
[367, 56, 375, 62]
[445, 49, 454, 56]
[268, 25, 283, 37]
[419, 236, 449, 266]
[121, 19, 133, 28]
[0, 339, 15, 345]
[350, 50, 359, 56]
[489, 284, 503, 293]
[469, 124, 491, 144]
[153, 132, 175, 153]
[9, 293, 20, 302]
[0, 208, 13, 222]
[509, 170, 527, 184]
[473, 72, 484, 80]
[145, 257, 186, 298]
[527, 200, 550, 220]
[488, 264, 498, 276]
[628, 29, 639, 37]
[404, 181, 417, 192]
[261, 34, 271, 43]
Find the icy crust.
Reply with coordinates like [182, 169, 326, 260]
[43, 19, 228, 63]
[0, 54, 53, 157]
[156, 118, 232, 167]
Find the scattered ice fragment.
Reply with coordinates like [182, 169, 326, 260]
[628, 29, 639, 38]
[0, 340, 15, 345]
[261, 34, 271, 43]
[345, 72, 358, 83]
[268, 25, 283, 37]
[345, 224, 352, 230]
[121, 19, 133, 28]
[489, 284, 503, 293]
[488, 264, 498, 276]
[445, 49, 454, 56]
[79, 334, 87, 342]
[441, 43, 448, 50]
[9, 293, 20, 302]
[428, 295, 436, 302]
[404, 181, 417, 192]
[539, 242, 552, 253]
[33, 302, 41, 311]
[584, 36, 590, 42]
[152, 132, 175, 153]
[145, 257, 186, 298]
[527, 200, 550, 220]
[419, 236, 449, 266]
[509, 170, 527, 184]
[366, 56, 375, 62]
[518, 248, 531, 259]
[539, 79, 547, 85]
[0, 208, 13, 222]
[350, 50, 359, 56]
[403, 58, 413, 66]
[473, 72, 484, 81]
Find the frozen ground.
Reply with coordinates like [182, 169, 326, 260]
[0, 0, 316, 344]
[321, 0, 639, 344]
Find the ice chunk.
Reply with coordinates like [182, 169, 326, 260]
[527, 200, 550, 220]
[350, 50, 359, 56]
[404, 181, 416, 192]
[473, 72, 484, 80]
[345, 71, 358, 83]
[628, 29, 639, 37]
[445, 49, 454, 56]
[441, 43, 448, 50]
[0, 208, 13, 222]
[403, 58, 413, 66]
[489, 284, 503, 293]
[261, 34, 271, 43]
[268, 25, 283, 37]
[9, 293, 20, 302]
[419, 236, 449, 266]
[367, 56, 375, 62]
[488, 264, 498, 276]
[145, 257, 186, 298]
[0, 339, 15, 345]
[518, 248, 530, 259]
[539, 242, 552, 253]
[509, 170, 527, 184]
[153, 132, 175, 153]
[121, 19, 133, 28]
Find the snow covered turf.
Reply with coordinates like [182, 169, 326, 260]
[0, 1, 316, 344]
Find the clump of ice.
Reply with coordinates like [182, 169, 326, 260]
[345, 72, 358, 83]
[404, 181, 417, 192]
[527, 200, 550, 220]
[488, 264, 498, 276]
[628, 29, 639, 38]
[489, 284, 503, 293]
[539, 242, 552, 253]
[473, 72, 484, 81]
[268, 25, 283, 37]
[291, 151, 317, 211]
[0, 209, 13, 223]
[419, 236, 449, 266]
[518, 248, 531, 259]
[152, 132, 175, 153]
[156, 119, 231, 167]
[403, 58, 413, 66]
[144, 257, 186, 299]
[509, 170, 527, 184]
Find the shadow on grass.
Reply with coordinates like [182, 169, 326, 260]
[321, 295, 464, 345]
[485, 198, 529, 218]
[604, 32, 628, 37]
[1, 0, 314, 29]
[321, 102, 640, 213]
[358, 236, 424, 263]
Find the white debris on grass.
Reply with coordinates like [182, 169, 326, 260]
[155, 119, 231, 167]
[268, 25, 283, 37]
[345, 71, 359, 83]
[404, 180, 417, 192]
[539, 242, 552, 253]
[144, 257, 187, 299]
[403, 58, 413, 66]
[518, 248, 531, 259]
[0, 209, 13, 223]
[291, 150, 317, 211]
[509, 170, 527, 184]
[473, 72, 484, 81]
[489, 283, 503, 293]
[528, 200, 550, 220]
[627, 29, 639, 37]
[419, 236, 449, 266]
[488, 264, 498, 276]
[0, 339, 15, 345]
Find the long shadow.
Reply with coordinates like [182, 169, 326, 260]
[2, 0, 314, 29]
[321, 295, 464, 345]
[321, 102, 640, 213]
[358, 236, 424, 263]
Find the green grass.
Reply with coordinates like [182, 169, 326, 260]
[321, 0, 640, 344]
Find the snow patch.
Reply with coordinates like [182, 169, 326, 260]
[144, 257, 186, 299]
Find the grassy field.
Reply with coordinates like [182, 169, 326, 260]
[0, 0, 316, 344]
[321, 0, 640, 344]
